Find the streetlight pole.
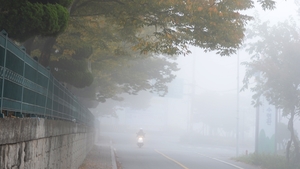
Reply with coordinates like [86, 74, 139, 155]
[236, 50, 240, 156]
[190, 55, 196, 132]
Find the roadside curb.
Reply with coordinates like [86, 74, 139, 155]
[110, 141, 118, 169]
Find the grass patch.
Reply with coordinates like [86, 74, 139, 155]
[233, 153, 288, 169]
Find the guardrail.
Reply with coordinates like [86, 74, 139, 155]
[0, 30, 94, 125]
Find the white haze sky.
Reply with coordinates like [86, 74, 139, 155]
[175, 0, 299, 94]
[159, 0, 300, 132]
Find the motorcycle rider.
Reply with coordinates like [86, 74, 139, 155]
[137, 128, 145, 137]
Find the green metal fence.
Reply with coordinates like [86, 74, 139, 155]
[0, 30, 94, 125]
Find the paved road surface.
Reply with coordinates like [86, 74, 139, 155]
[103, 130, 262, 169]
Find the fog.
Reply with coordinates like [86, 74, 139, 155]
[97, 48, 257, 158]
[95, 0, 300, 162]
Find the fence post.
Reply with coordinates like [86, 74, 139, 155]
[51, 77, 54, 119]
[20, 46, 26, 115]
[0, 30, 8, 118]
[44, 69, 50, 117]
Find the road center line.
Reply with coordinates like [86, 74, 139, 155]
[196, 153, 244, 169]
[155, 149, 189, 169]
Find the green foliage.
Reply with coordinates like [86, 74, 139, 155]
[0, 0, 69, 41]
[41, 3, 69, 36]
[52, 12, 179, 101]
[234, 153, 288, 169]
[92, 55, 178, 102]
[257, 0, 276, 10]
[242, 20, 300, 112]
[69, 0, 276, 57]
[27, 0, 73, 7]
[50, 58, 93, 88]
[49, 0, 279, 106]
[52, 69, 93, 88]
[72, 45, 93, 60]
[242, 19, 300, 168]
[0, 0, 280, 109]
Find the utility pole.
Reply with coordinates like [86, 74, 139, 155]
[236, 51, 240, 156]
[190, 55, 196, 132]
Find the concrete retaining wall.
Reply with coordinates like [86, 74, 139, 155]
[0, 118, 95, 169]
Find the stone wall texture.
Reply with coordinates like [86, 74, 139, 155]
[0, 118, 95, 169]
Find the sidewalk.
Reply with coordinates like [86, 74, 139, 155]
[79, 135, 118, 169]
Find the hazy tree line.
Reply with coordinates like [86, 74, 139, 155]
[242, 7, 300, 168]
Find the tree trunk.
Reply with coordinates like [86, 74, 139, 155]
[23, 37, 35, 55]
[286, 109, 300, 165]
[39, 37, 56, 68]
[38, 0, 77, 68]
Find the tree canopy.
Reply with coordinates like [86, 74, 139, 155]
[68, 0, 273, 56]
[0, 0, 70, 41]
[242, 19, 300, 166]
[1, 0, 278, 55]
[0, 0, 280, 108]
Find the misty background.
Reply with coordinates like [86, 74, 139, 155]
[93, 0, 300, 153]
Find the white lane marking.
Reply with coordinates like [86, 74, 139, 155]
[196, 153, 244, 169]
[155, 149, 189, 169]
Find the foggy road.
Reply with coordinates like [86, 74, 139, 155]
[103, 130, 260, 169]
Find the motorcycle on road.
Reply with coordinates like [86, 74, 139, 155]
[137, 136, 144, 148]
